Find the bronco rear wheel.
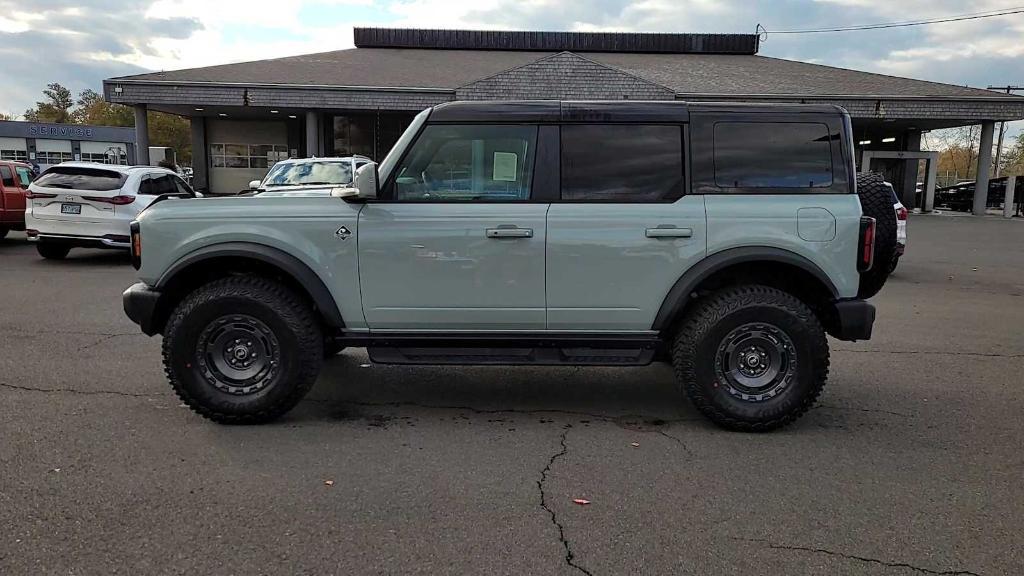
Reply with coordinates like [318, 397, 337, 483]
[162, 275, 323, 424]
[673, 285, 829, 432]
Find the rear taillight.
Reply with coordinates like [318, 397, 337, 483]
[82, 195, 136, 205]
[897, 207, 908, 221]
[858, 216, 876, 272]
[130, 221, 142, 270]
[25, 192, 57, 199]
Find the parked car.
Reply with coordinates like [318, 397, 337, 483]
[248, 156, 372, 196]
[123, 101, 897, 432]
[25, 162, 196, 259]
[0, 160, 33, 239]
[884, 181, 908, 273]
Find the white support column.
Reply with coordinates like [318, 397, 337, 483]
[973, 121, 995, 216]
[1004, 176, 1016, 218]
[924, 156, 938, 213]
[134, 105, 150, 165]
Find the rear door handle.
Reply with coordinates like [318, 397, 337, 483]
[486, 227, 533, 239]
[646, 226, 693, 239]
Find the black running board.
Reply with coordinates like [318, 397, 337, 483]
[368, 346, 656, 366]
[333, 331, 661, 366]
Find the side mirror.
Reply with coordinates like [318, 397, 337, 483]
[248, 180, 261, 190]
[336, 162, 378, 202]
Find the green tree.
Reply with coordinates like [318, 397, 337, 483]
[23, 83, 193, 165]
[72, 89, 134, 126]
[999, 133, 1024, 177]
[23, 83, 74, 123]
[148, 111, 192, 165]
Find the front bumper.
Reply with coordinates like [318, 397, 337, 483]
[828, 299, 876, 342]
[123, 282, 162, 336]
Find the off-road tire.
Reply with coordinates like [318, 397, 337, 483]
[673, 285, 829, 432]
[162, 275, 323, 424]
[37, 243, 70, 260]
[856, 172, 897, 299]
[887, 254, 900, 275]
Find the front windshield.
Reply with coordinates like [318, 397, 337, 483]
[262, 161, 353, 187]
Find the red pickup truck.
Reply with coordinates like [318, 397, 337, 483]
[0, 160, 33, 239]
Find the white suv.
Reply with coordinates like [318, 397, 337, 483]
[25, 162, 195, 259]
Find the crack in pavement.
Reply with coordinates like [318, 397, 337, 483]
[0, 381, 166, 398]
[538, 424, 592, 576]
[834, 348, 1023, 359]
[732, 537, 980, 576]
[76, 333, 140, 352]
[657, 429, 694, 458]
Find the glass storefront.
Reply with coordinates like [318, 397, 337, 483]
[328, 112, 415, 160]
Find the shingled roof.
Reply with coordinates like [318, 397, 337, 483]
[112, 46, 1008, 100]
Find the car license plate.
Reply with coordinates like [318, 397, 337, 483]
[61, 203, 81, 215]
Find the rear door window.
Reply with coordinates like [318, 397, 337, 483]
[34, 167, 127, 191]
[0, 166, 13, 188]
[713, 122, 833, 188]
[560, 125, 683, 202]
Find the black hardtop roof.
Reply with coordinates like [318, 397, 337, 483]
[428, 100, 847, 123]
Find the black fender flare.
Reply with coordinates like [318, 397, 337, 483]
[157, 242, 344, 328]
[651, 246, 839, 331]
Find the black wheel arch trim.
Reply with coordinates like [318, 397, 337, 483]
[156, 242, 344, 328]
[651, 246, 840, 331]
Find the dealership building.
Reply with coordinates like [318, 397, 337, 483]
[104, 27, 1024, 208]
[0, 120, 136, 171]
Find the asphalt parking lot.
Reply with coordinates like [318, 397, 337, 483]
[2, 215, 1023, 576]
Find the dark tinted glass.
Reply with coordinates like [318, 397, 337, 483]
[561, 125, 682, 201]
[0, 166, 13, 187]
[34, 167, 127, 191]
[138, 176, 156, 195]
[714, 122, 833, 188]
[153, 175, 177, 195]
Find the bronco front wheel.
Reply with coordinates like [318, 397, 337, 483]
[162, 276, 323, 424]
[672, 285, 829, 432]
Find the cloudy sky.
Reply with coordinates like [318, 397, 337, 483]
[1, 0, 1022, 135]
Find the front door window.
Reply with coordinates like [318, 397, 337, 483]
[388, 124, 537, 202]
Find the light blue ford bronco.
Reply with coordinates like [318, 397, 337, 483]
[123, 101, 895, 431]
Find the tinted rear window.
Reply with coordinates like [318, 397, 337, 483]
[713, 122, 833, 188]
[561, 125, 683, 202]
[34, 167, 127, 191]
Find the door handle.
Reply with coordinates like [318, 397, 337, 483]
[646, 226, 693, 239]
[486, 227, 533, 239]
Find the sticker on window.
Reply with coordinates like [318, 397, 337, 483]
[492, 152, 518, 182]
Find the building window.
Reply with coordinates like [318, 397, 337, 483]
[1, 149, 28, 162]
[210, 143, 288, 168]
[81, 151, 128, 165]
[36, 151, 74, 164]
